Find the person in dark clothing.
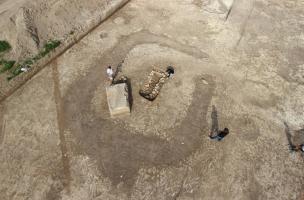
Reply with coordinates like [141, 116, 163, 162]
[290, 144, 304, 152]
[209, 128, 229, 141]
[166, 66, 174, 78]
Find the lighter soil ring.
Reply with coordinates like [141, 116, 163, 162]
[91, 44, 197, 139]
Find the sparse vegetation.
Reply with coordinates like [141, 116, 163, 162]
[7, 40, 61, 80]
[0, 60, 15, 73]
[33, 40, 61, 61]
[0, 41, 15, 75]
[7, 63, 28, 81]
[0, 40, 11, 53]
[41, 40, 61, 57]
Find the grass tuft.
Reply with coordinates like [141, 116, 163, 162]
[0, 60, 15, 73]
[0, 40, 11, 53]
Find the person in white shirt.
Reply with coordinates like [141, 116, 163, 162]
[106, 66, 114, 81]
[21, 65, 29, 72]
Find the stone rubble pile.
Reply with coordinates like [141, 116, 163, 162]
[139, 68, 168, 101]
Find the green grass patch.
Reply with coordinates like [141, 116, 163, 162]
[41, 40, 61, 56]
[0, 41, 11, 53]
[7, 64, 22, 80]
[33, 40, 61, 61]
[6, 39, 61, 81]
[0, 60, 15, 73]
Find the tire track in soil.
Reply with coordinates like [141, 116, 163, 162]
[52, 59, 71, 194]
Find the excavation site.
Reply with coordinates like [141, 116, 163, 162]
[0, 0, 303, 199]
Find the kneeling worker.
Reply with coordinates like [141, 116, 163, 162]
[106, 66, 114, 81]
[291, 144, 304, 152]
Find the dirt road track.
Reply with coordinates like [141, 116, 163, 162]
[52, 60, 72, 194]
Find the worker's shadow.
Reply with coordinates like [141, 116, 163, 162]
[126, 78, 133, 109]
[284, 122, 304, 152]
[112, 60, 133, 109]
[211, 105, 219, 133]
[112, 77, 133, 110]
[284, 122, 293, 149]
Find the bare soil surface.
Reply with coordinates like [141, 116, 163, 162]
[1, 0, 304, 199]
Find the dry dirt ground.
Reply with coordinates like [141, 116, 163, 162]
[0, 0, 118, 59]
[0, 0, 125, 85]
[1, 0, 304, 199]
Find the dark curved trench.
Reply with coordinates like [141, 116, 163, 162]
[62, 31, 215, 189]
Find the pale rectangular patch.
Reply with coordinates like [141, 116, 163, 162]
[106, 83, 130, 118]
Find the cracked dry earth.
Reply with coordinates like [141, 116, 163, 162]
[1, 0, 304, 199]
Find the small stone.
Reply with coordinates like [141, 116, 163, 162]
[113, 17, 125, 25]
[201, 79, 208, 85]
